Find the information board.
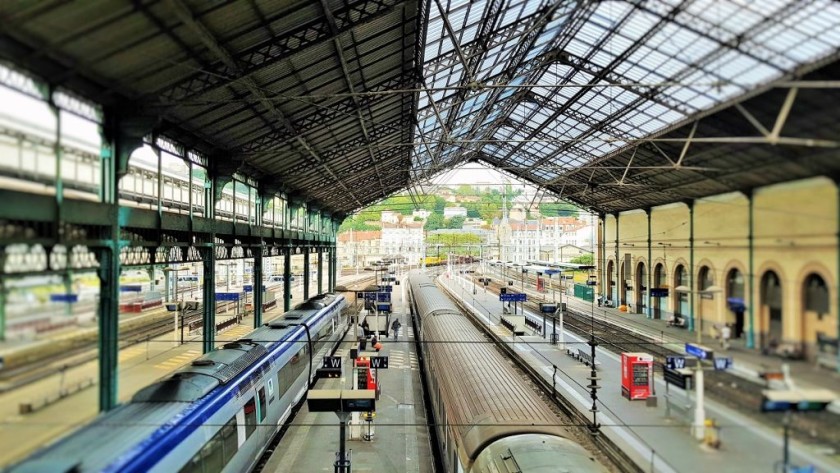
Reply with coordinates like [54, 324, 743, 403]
[499, 293, 527, 302]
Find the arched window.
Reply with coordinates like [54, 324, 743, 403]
[727, 268, 744, 299]
[675, 265, 687, 287]
[804, 274, 829, 317]
[698, 266, 714, 291]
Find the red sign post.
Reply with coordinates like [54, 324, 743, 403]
[621, 352, 654, 400]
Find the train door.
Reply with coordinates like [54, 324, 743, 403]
[256, 385, 268, 444]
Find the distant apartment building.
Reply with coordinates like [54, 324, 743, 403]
[380, 222, 425, 265]
[380, 210, 400, 224]
[443, 206, 468, 218]
[337, 230, 381, 268]
[412, 209, 431, 220]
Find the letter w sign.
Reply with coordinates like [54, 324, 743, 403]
[323, 356, 341, 369]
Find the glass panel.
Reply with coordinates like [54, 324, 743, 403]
[244, 396, 257, 438]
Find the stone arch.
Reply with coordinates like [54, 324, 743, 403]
[759, 268, 785, 351]
[796, 262, 835, 358]
[652, 261, 668, 319]
[673, 262, 689, 322]
[635, 259, 648, 314]
[723, 260, 747, 337]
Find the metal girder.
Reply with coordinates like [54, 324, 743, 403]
[165, 0, 363, 208]
[153, 0, 402, 104]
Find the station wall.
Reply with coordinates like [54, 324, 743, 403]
[600, 176, 837, 359]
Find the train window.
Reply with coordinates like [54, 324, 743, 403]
[258, 387, 267, 422]
[221, 416, 238, 464]
[267, 378, 275, 403]
[244, 396, 257, 438]
[178, 455, 202, 473]
[201, 436, 223, 473]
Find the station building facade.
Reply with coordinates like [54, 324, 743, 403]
[599, 176, 837, 361]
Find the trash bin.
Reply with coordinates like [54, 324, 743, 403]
[358, 337, 367, 351]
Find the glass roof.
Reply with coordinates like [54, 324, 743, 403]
[412, 0, 840, 188]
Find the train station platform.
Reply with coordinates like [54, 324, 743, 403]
[443, 273, 840, 473]
[264, 283, 433, 473]
[482, 265, 840, 405]
[0, 274, 372, 467]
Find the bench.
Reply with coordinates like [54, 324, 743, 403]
[500, 316, 525, 336]
[816, 332, 838, 370]
[666, 316, 687, 328]
[575, 348, 601, 369]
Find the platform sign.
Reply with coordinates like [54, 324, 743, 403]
[323, 356, 342, 369]
[500, 293, 527, 302]
[713, 357, 733, 370]
[119, 285, 142, 293]
[376, 285, 393, 293]
[685, 343, 713, 360]
[376, 292, 391, 303]
[243, 285, 266, 293]
[664, 368, 692, 390]
[666, 356, 687, 370]
[355, 291, 365, 299]
[375, 302, 391, 312]
[215, 292, 240, 301]
[369, 356, 389, 369]
[50, 293, 79, 303]
[650, 288, 669, 297]
[540, 303, 558, 314]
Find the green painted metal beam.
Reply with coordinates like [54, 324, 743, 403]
[0, 282, 6, 342]
[317, 249, 323, 294]
[303, 250, 310, 299]
[614, 212, 620, 305]
[747, 190, 756, 349]
[253, 249, 263, 328]
[647, 208, 652, 319]
[284, 251, 291, 312]
[688, 200, 696, 333]
[97, 247, 120, 412]
[202, 249, 216, 353]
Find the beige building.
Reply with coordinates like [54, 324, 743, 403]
[337, 231, 381, 269]
[598, 176, 836, 361]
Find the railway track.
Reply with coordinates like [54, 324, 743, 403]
[474, 270, 840, 456]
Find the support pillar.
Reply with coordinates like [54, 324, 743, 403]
[614, 212, 620, 305]
[97, 247, 120, 412]
[600, 213, 607, 303]
[284, 250, 292, 312]
[0, 282, 5, 341]
[318, 249, 324, 294]
[202, 249, 216, 353]
[253, 249, 263, 328]
[303, 250, 310, 300]
[688, 200, 696, 333]
[747, 190, 756, 349]
[647, 208, 653, 319]
[329, 248, 337, 292]
[836, 182, 840, 371]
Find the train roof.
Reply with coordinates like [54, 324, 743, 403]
[11, 401, 187, 472]
[410, 273, 567, 461]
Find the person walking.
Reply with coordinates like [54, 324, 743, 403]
[391, 318, 402, 339]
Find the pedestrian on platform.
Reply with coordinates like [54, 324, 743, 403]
[391, 318, 401, 339]
[720, 324, 731, 350]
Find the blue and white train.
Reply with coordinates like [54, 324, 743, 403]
[9, 293, 348, 473]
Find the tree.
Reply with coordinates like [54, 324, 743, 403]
[433, 196, 447, 213]
[445, 216, 465, 229]
[539, 202, 579, 217]
[424, 213, 444, 231]
[338, 215, 378, 232]
[570, 254, 594, 265]
[456, 184, 474, 196]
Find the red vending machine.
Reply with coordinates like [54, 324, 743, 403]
[621, 352, 653, 400]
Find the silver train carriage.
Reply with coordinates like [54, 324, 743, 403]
[8, 293, 348, 473]
[407, 272, 608, 473]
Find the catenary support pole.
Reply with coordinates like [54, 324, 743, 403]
[614, 212, 620, 305]
[202, 250, 216, 353]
